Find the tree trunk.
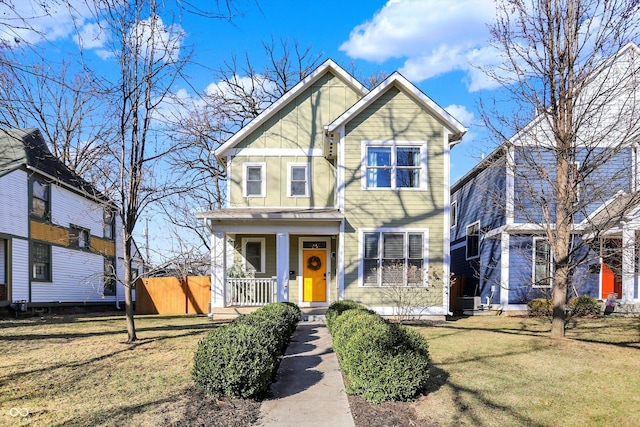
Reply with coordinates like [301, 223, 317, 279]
[124, 236, 137, 342]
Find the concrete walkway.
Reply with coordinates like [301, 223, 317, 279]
[258, 321, 355, 427]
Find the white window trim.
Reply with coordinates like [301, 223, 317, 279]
[466, 221, 480, 260]
[451, 200, 457, 228]
[358, 228, 429, 287]
[360, 140, 428, 190]
[287, 162, 310, 197]
[242, 162, 266, 198]
[532, 236, 553, 288]
[241, 237, 266, 274]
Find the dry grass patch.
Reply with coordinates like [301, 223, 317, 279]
[412, 316, 640, 427]
[0, 312, 259, 426]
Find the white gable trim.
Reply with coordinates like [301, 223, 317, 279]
[215, 59, 368, 158]
[326, 72, 467, 143]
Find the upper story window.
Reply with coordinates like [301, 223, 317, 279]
[104, 210, 115, 240]
[31, 178, 50, 219]
[70, 225, 90, 249]
[362, 230, 426, 286]
[533, 237, 552, 288]
[288, 163, 309, 197]
[364, 142, 424, 189]
[466, 221, 480, 260]
[243, 163, 265, 197]
[451, 201, 458, 228]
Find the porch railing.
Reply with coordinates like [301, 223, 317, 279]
[226, 277, 277, 307]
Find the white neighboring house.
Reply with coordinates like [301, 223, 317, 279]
[0, 128, 141, 310]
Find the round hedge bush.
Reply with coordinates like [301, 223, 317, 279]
[192, 323, 276, 398]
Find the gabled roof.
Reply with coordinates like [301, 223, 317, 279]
[0, 128, 108, 202]
[215, 59, 369, 158]
[326, 71, 467, 145]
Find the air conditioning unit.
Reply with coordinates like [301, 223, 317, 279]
[457, 296, 481, 311]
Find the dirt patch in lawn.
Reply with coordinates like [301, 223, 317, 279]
[159, 387, 262, 427]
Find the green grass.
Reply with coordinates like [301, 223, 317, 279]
[1, 312, 639, 426]
[412, 316, 640, 427]
[0, 313, 222, 426]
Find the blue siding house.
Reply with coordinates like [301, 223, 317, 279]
[450, 43, 640, 312]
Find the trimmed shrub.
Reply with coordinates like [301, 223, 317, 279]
[192, 302, 300, 398]
[326, 300, 366, 332]
[527, 298, 552, 317]
[569, 295, 601, 317]
[192, 323, 276, 398]
[330, 308, 431, 403]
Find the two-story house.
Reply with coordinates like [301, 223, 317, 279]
[0, 128, 137, 310]
[450, 43, 640, 312]
[197, 60, 466, 317]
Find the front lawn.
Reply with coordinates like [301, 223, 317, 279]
[412, 316, 640, 427]
[1, 312, 638, 426]
[0, 313, 260, 426]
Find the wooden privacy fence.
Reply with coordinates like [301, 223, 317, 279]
[135, 276, 210, 315]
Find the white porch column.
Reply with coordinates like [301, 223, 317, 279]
[210, 230, 226, 309]
[500, 231, 510, 308]
[622, 224, 635, 302]
[276, 232, 290, 302]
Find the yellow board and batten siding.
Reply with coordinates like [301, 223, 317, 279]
[228, 72, 362, 208]
[341, 86, 447, 305]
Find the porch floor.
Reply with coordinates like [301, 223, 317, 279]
[210, 306, 328, 321]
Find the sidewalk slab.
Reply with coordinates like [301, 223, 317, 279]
[258, 322, 354, 427]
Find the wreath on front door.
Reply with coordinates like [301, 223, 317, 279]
[307, 255, 322, 271]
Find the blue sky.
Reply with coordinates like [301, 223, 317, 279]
[1, 0, 504, 260]
[0, 0, 501, 182]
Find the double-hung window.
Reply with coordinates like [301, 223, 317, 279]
[533, 238, 552, 287]
[242, 238, 265, 274]
[31, 178, 50, 219]
[70, 226, 90, 249]
[451, 201, 458, 228]
[104, 257, 116, 295]
[364, 142, 424, 189]
[288, 163, 309, 197]
[243, 163, 265, 197]
[32, 242, 51, 281]
[104, 210, 115, 240]
[362, 230, 426, 286]
[466, 221, 480, 259]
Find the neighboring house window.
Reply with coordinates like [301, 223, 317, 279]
[451, 201, 457, 228]
[466, 221, 480, 259]
[242, 238, 265, 273]
[364, 143, 424, 189]
[104, 210, 115, 240]
[288, 163, 309, 197]
[243, 163, 265, 197]
[69, 226, 90, 249]
[533, 238, 553, 287]
[362, 230, 426, 286]
[104, 257, 116, 296]
[31, 178, 50, 219]
[32, 242, 51, 281]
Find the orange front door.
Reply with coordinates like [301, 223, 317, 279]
[601, 239, 623, 299]
[302, 249, 326, 302]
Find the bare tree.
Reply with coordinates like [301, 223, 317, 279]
[0, 57, 116, 186]
[158, 39, 323, 253]
[481, 0, 640, 338]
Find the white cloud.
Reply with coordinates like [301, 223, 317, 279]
[129, 15, 184, 64]
[445, 104, 474, 127]
[340, 0, 498, 91]
[75, 21, 107, 49]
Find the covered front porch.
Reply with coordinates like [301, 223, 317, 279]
[197, 208, 344, 312]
